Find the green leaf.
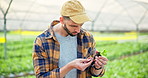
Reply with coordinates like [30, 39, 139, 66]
[100, 49, 107, 57]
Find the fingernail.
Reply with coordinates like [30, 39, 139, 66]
[88, 58, 93, 61]
[87, 59, 91, 62]
[91, 57, 93, 59]
[95, 56, 98, 59]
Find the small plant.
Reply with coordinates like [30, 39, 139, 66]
[100, 49, 107, 57]
[95, 49, 107, 57]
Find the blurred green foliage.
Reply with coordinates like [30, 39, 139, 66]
[96, 52, 148, 78]
[0, 32, 148, 78]
[0, 39, 34, 76]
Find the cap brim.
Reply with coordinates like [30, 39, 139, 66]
[70, 14, 91, 24]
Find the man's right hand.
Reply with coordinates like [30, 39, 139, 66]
[60, 58, 93, 78]
[68, 58, 93, 71]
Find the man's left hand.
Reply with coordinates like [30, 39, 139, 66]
[94, 56, 108, 69]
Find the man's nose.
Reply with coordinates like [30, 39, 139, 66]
[75, 28, 80, 33]
[75, 25, 82, 33]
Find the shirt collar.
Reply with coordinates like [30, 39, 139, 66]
[45, 27, 58, 41]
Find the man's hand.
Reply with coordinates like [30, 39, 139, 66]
[60, 58, 93, 78]
[94, 56, 108, 69]
[68, 58, 93, 71]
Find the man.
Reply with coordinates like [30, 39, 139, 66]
[32, 0, 108, 78]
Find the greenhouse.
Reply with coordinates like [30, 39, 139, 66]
[0, 0, 148, 78]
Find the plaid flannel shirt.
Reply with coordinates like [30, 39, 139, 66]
[32, 21, 105, 78]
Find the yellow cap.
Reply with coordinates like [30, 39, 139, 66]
[60, 0, 91, 24]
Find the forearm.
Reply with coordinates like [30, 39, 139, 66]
[60, 63, 74, 78]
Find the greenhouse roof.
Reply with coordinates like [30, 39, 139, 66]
[0, 0, 148, 31]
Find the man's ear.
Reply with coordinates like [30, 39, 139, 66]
[60, 17, 64, 24]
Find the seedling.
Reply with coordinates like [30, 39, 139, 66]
[100, 49, 107, 57]
[95, 49, 107, 57]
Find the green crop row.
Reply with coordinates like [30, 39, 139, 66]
[0, 39, 34, 59]
[97, 51, 148, 78]
[96, 41, 117, 46]
[96, 42, 148, 60]
[2, 41, 148, 60]
[0, 39, 148, 77]
[0, 57, 33, 76]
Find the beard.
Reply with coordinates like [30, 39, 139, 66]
[62, 24, 77, 36]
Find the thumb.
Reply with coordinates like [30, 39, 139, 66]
[83, 58, 93, 67]
[82, 58, 93, 63]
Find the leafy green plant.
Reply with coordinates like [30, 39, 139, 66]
[100, 49, 107, 57]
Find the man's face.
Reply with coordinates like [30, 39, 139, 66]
[63, 20, 83, 36]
